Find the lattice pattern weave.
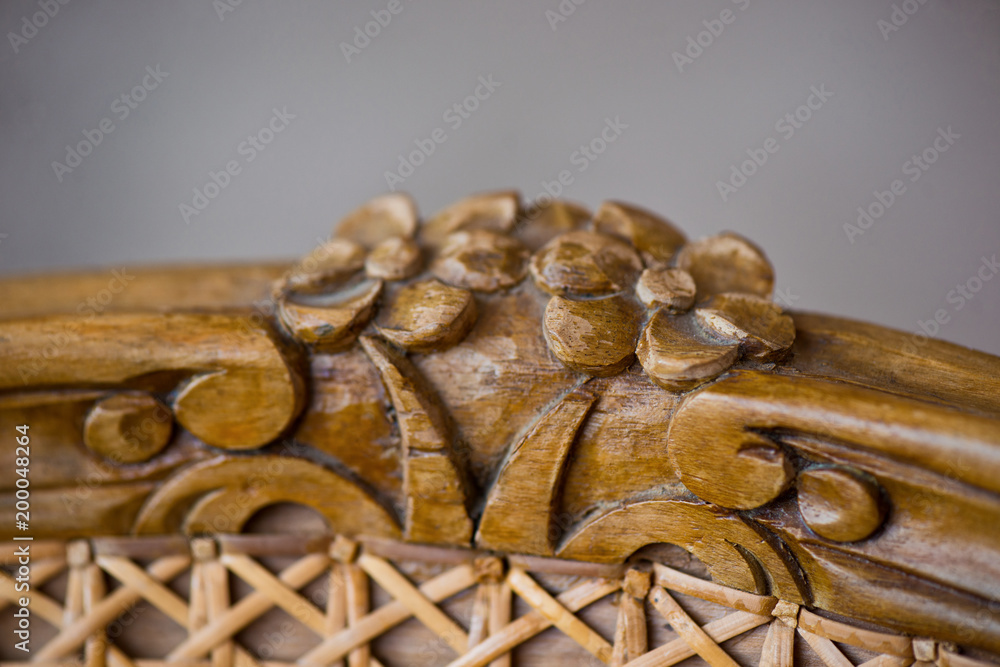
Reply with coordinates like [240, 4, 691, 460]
[0, 535, 990, 667]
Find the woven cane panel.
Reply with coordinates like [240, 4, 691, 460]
[0, 536, 994, 667]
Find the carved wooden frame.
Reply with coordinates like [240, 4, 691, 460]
[2, 191, 998, 665]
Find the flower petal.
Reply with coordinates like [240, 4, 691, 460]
[530, 230, 643, 297]
[594, 200, 686, 267]
[635, 267, 696, 311]
[675, 232, 774, 299]
[694, 292, 795, 360]
[365, 236, 422, 280]
[278, 278, 383, 352]
[335, 193, 418, 247]
[516, 199, 591, 251]
[431, 229, 529, 292]
[279, 238, 366, 294]
[543, 294, 642, 376]
[421, 190, 520, 248]
[376, 279, 477, 352]
[637, 309, 738, 390]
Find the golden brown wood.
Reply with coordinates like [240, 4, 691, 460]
[542, 294, 642, 376]
[360, 335, 474, 545]
[3, 191, 1000, 664]
[674, 231, 775, 298]
[694, 292, 795, 360]
[421, 191, 520, 248]
[636, 308, 740, 389]
[82, 392, 173, 464]
[278, 238, 367, 294]
[277, 277, 383, 352]
[365, 236, 422, 281]
[530, 229, 643, 297]
[132, 455, 400, 538]
[476, 388, 596, 555]
[431, 230, 530, 293]
[796, 467, 886, 543]
[593, 200, 686, 268]
[0, 262, 287, 318]
[0, 313, 303, 450]
[334, 193, 418, 248]
[515, 199, 590, 251]
[634, 267, 696, 310]
[375, 279, 477, 352]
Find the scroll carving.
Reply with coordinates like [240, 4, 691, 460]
[2, 191, 1000, 658]
[133, 455, 400, 538]
[0, 313, 303, 450]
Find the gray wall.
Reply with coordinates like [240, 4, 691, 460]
[2, 0, 998, 354]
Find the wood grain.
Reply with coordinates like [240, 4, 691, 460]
[2, 191, 1000, 662]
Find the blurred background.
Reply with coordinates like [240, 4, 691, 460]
[1, 0, 998, 354]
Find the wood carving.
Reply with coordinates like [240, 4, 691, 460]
[2, 190, 1000, 665]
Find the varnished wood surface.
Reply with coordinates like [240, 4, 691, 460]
[2, 191, 999, 662]
[0, 262, 288, 317]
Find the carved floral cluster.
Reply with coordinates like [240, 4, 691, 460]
[273, 191, 795, 392]
[528, 202, 795, 389]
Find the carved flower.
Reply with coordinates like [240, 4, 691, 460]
[276, 191, 524, 354]
[637, 231, 794, 390]
[274, 190, 795, 379]
[530, 200, 795, 388]
[276, 193, 423, 352]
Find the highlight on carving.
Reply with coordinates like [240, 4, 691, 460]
[2, 190, 1000, 660]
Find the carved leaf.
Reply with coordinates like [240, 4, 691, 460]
[476, 388, 596, 555]
[360, 336, 474, 545]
